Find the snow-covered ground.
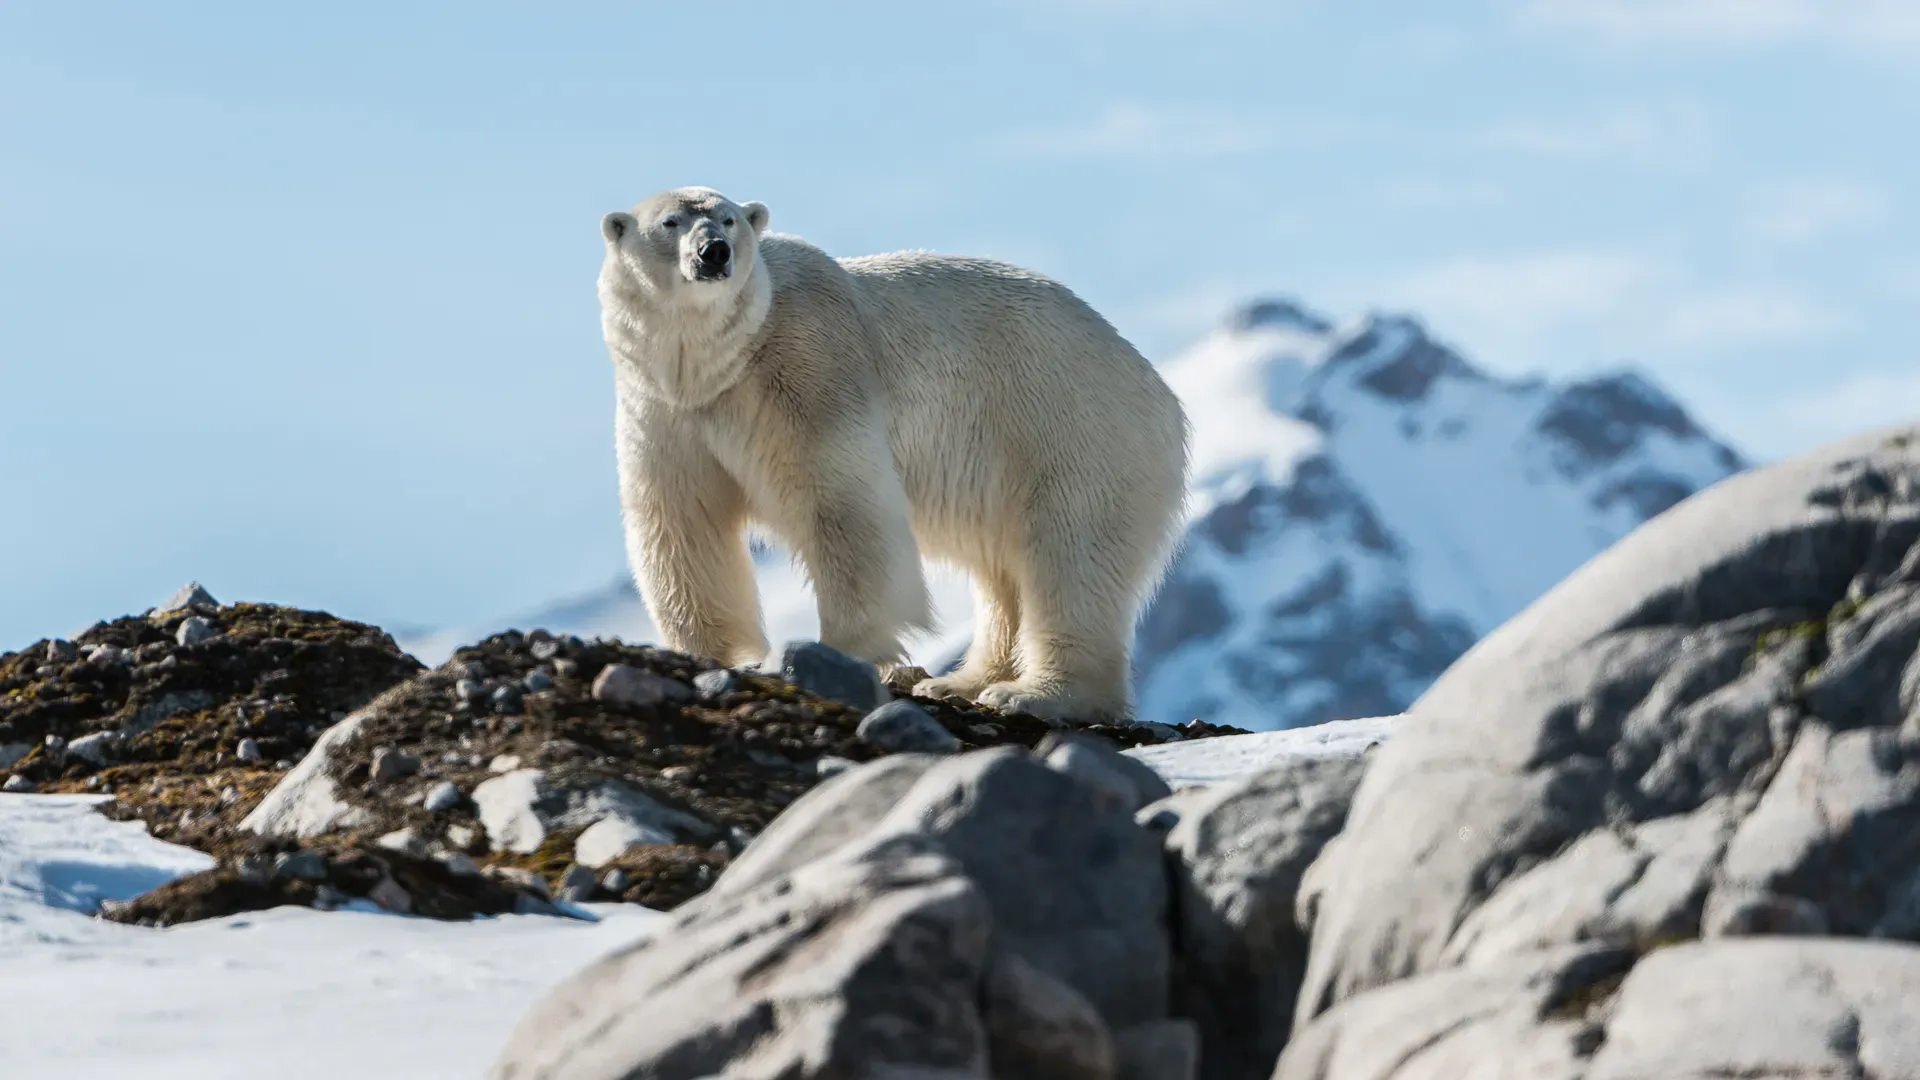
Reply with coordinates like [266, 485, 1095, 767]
[0, 727, 1379, 1078]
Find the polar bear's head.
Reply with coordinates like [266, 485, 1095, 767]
[601, 187, 770, 308]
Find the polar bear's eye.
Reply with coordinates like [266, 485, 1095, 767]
[723, 217, 736, 228]
[660, 218, 679, 230]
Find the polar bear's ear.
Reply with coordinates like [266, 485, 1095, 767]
[602, 211, 637, 244]
[743, 201, 770, 234]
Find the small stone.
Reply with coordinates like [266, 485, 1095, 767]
[446, 824, 477, 849]
[312, 883, 348, 911]
[455, 679, 485, 703]
[552, 658, 580, 678]
[773, 640, 889, 711]
[423, 781, 463, 813]
[235, 738, 262, 763]
[175, 616, 216, 647]
[574, 816, 674, 868]
[522, 670, 553, 693]
[488, 754, 523, 774]
[377, 828, 429, 856]
[42, 733, 67, 760]
[530, 639, 561, 661]
[856, 701, 960, 754]
[693, 669, 739, 698]
[368, 875, 413, 914]
[442, 853, 482, 877]
[660, 764, 697, 783]
[3, 775, 37, 793]
[370, 746, 421, 784]
[235, 854, 274, 887]
[491, 866, 552, 900]
[158, 582, 218, 613]
[274, 759, 294, 770]
[0, 744, 29, 770]
[970, 724, 1002, 739]
[44, 639, 76, 663]
[275, 850, 330, 883]
[67, 731, 119, 766]
[491, 685, 524, 715]
[729, 825, 756, 853]
[592, 664, 694, 709]
[600, 868, 631, 893]
[86, 644, 124, 664]
[813, 755, 858, 779]
[556, 864, 598, 903]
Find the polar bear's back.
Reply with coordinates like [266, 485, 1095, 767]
[828, 246, 1188, 563]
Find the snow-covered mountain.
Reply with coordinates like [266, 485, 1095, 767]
[400, 298, 1746, 732]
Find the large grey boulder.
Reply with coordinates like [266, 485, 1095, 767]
[488, 836, 994, 1080]
[1164, 755, 1367, 1080]
[716, 744, 1170, 1029]
[1286, 423, 1920, 1069]
[1276, 938, 1920, 1080]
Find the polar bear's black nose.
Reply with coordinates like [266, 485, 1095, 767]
[698, 238, 731, 267]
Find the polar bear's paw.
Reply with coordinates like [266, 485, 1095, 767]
[911, 671, 995, 703]
[977, 681, 1124, 726]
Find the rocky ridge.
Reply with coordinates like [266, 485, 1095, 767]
[487, 421, 1920, 1080]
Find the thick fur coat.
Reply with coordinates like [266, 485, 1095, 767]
[599, 186, 1188, 721]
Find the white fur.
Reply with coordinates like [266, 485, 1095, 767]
[600, 187, 1189, 722]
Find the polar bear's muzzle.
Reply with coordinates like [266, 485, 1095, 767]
[689, 236, 733, 282]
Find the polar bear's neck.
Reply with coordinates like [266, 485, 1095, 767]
[603, 254, 772, 410]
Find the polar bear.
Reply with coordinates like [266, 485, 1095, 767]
[599, 186, 1188, 722]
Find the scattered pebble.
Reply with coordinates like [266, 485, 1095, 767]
[600, 868, 631, 893]
[423, 780, 463, 813]
[693, 669, 740, 698]
[3, 775, 37, 793]
[557, 864, 598, 903]
[274, 850, 330, 883]
[489, 754, 523, 774]
[377, 828, 428, 856]
[530, 639, 562, 662]
[447, 824, 477, 849]
[370, 746, 421, 784]
[552, 658, 580, 678]
[86, 644, 124, 664]
[592, 665, 694, 709]
[523, 670, 553, 693]
[660, 765, 697, 783]
[68, 731, 118, 766]
[455, 679, 486, 703]
[813, 756, 858, 779]
[442, 853, 481, 877]
[775, 641, 889, 711]
[158, 582, 218, 613]
[856, 701, 960, 755]
[235, 738, 262, 763]
[0, 744, 29, 769]
[969, 724, 1002, 739]
[491, 685, 524, 715]
[368, 875, 413, 914]
[175, 616, 216, 647]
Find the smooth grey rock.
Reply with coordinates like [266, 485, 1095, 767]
[67, 731, 119, 767]
[158, 582, 217, 613]
[983, 950, 1116, 1080]
[573, 814, 673, 868]
[590, 664, 693, 709]
[3, 775, 37, 793]
[1041, 733, 1173, 813]
[857, 700, 961, 754]
[471, 768, 708, 856]
[692, 668, 739, 698]
[600, 868, 630, 894]
[1274, 945, 1627, 1080]
[273, 850, 329, 883]
[0, 744, 29, 770]
[1295, 423, 1920, 1025]
[488, 837, 993, 1080]
[1116, 1020, 1200, 1080]
[454, 678, 485, 703]
[774, 639, 889, 711]
[235, 854, 274, 887]
[241, 712, 373, 838]
[368, 874, 413, 914]
[422, 780, 462, 814]
[557, 864, 598, 903]
[1585, 938, 1920, 1079]
[490, 684, 523, 715]
[376, 828, 429, 857]
[174, 615, 216, 647]
[521, 670, 553, 693]
[1164, 755, 1366, 1080]
[369, 746, 420, 784]
[869, 747, 1170, 1028]
[44, 639, 77, 663]
[813, 754, 858, 779]
[710, 753, 943, 899]
[234, 738, 262, 763]
[491, 866, 551, 900]
[442, 853, 481, 877]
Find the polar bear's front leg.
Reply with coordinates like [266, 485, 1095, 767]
[788, 429, 934, 668]
[618, 413, 768, 668]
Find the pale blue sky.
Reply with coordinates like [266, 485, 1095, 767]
[4, 0, 1916, 649]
